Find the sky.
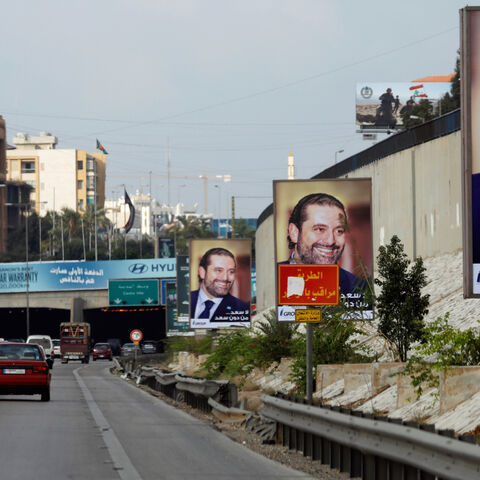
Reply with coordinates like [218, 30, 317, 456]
[1, 0, 470, 220]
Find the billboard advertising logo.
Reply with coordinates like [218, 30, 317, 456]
[129, 263, 148, 274]
[360, 86, 373, 99]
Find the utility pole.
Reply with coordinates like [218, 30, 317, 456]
[231, 196, 235, 238]
[167, 138, 171, 206]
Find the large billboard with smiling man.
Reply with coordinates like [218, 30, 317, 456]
[274, 179, 373, 320]
[189, 239, 251, 329]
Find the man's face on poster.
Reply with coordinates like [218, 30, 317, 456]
[289, 203, 346, 264]
[199, 254, 236, 298]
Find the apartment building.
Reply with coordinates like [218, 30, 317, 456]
[6, 132, 106, 216]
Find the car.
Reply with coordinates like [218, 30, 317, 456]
[92, 343, 112, 361]
[0, 342, 52, 401]
[7, 338, 25, 343]
[26, 335, 54, 360]
[107, 338, 122, 356]
[120, 343, 142, 357]
[52, 339, 61, 358]
[141, 340, 160, 354]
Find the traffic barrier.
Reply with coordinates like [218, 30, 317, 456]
[262, 394, 480, 480]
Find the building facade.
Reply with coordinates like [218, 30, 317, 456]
[6, 132, 106, 216]
[0, 117, 6, 252]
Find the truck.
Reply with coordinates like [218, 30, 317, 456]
[60, 322, 91, 364]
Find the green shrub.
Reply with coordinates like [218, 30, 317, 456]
[402, 314, 480, 398]
[165, 335, 213, 356]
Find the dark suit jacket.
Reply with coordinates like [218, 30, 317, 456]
[190, 289, 250, 322]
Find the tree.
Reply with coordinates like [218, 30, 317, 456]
[436, 54, 460, 116]
[401, 99, 435, 128]
[374, 235, 430, 361]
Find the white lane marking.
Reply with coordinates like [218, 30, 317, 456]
[73, 367, 143, 480]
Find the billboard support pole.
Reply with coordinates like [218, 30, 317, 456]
[306, 322, 313, 403]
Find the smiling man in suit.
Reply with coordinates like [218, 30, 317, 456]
[190, 247, 249, 322]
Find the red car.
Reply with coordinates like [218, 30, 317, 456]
[0, 342, 52, 401]
[92, 343, 112, 361]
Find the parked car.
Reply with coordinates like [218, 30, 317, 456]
[107, 338, 122, 356]
[120, 343, 142, 357]
[52, 339, 61, 358]
[141, 340, 160, 354]
[92, 343, 112, 361]
[0, 342, 52, 401]
[26, 335, 54, 360]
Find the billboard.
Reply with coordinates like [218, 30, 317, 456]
[166, 281, 194, 336]
[273, 179, 373, 320]
[0, 258, 176, 293]
[356, 82, 451, 130]
[461, 7, 480, 296]
[176, 255, 190, 322]
[157, 237, 175, 258]
[189, 238, 251, 328]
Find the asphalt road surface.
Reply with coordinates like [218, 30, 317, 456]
[0, 360, 313, 480]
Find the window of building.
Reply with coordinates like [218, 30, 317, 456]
[78, 199, 84, 210]
[77, 160, 83, 170]
[21, 160, 35, 174]
[77, 180, 83, 190]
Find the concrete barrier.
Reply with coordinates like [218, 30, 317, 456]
[344, 363, 372, 394]
[316, 364, 344, 392]
[439, 366, 480, 414]
[372, 362, 405, 391]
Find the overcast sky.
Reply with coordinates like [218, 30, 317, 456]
[1, 0, 469, 219]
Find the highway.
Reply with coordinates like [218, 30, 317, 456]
[0, 361, 312, 480]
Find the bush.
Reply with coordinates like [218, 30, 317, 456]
[401, 314, 480, 399]
[165, 335, 213, 357]
[290, 303, 374, 394]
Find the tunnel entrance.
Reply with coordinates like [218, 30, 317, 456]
[0, 306, 166, 345]
[85, 306, 166, 345]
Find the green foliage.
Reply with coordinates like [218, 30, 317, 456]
[375, 235, 429, 361]
[253, 309, 298, 365]
[401, 99, 436, 128]
[290, 303, 374, 394]
[165, 335, 213, 356]
[201, 329, 258, 379]
[401, 314, 480, 399]
[437, 54, 460, 116]
[200, 309, 297, 380]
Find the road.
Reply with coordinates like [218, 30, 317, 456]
[0, 361, 312, 480]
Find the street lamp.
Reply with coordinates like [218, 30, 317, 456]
[334, 149, 344, 165]
[214, 184, 221, 238]
[38, 201, 48, 261]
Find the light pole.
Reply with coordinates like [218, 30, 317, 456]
[38, 201, 48, 261]
[334, 149, 344, 165]
[25, 204, 30, 338]
[214, 184, 221, 238]
[177, 184, 186, 204]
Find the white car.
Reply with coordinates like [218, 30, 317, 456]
[52, 339, 61, 358]
[26, 335, 54, 360]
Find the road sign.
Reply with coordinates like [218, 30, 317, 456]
[278, 264, 339, 305]
[108, 279, 159, 306]
[295, 309, 322, 323]
[130, 329, 143, 342]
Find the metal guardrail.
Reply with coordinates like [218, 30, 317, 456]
[115, 361, 238, 413]
[262, 394, 480, 480]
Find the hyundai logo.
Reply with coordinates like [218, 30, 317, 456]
[129, 263, 148, 274]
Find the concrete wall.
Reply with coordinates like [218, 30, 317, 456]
[439, 366, 480, 414]
[255, 131, 462, 313]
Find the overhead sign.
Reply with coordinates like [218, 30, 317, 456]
[109, 279, 159, 306]
[295, 309, 322, 323]
[0, 258, 175, 293]
[278, 264, 339, 306]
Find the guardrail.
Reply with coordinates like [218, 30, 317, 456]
[115, 361, 238, 413]
[262, 394, 480, 480]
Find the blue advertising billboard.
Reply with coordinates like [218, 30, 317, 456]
[0, 258, 176, 293]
